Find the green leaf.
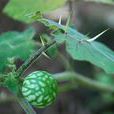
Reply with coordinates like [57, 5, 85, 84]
[66, 35, 114, 74]
[4, 0, 66, 23]
[38, 18, 65, 30]
[0, 27, 36, 72]
[37, 18, 114, 74]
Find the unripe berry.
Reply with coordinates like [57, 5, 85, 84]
[22, 71, 57, 108]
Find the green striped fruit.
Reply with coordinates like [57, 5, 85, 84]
[22, 71, 57, 108]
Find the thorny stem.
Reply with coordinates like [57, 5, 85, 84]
[16, 40, 56, 77]
[15, 40, 56, 114]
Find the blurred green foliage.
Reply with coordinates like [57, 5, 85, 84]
[4, 0, 66, 23]
[96, 73, 114, 102]
[96, 73, 114, 86]
[0, 27, 36, 72]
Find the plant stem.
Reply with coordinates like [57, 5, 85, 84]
[17, 97, 36, 114]
[54, 72, 114, 93]
[58, 82, 78, 92]
[17, 40, 56, 77]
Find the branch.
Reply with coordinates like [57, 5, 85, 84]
[54, 72, 114, 93]
[17, 40, 56, 77]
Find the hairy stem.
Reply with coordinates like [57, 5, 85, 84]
[17, 40, 56, 77]
[54, 72, 114, 93]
